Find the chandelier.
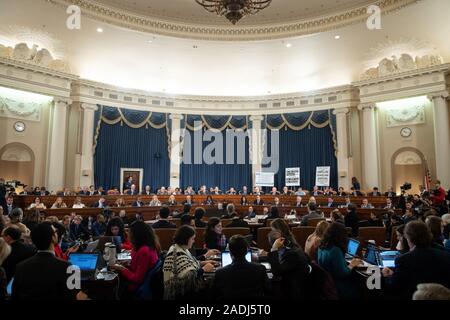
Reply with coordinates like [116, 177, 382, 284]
[195, 0, 272, 25]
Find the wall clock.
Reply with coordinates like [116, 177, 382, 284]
[14, 121, 26, 132]
[400, 127, 412, 138]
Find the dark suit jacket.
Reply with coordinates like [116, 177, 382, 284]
[268, 246, 310, 299]
[4, 204, 17, 215]
[91, 201, 107, 208]
[385, 247, 450, 300]
[253, 200, 264, 206]
[2, 240, 36, 282]
[227, 218, 249, 228]
[132, 201, 144, 207]
[152, 220, 176, 229]
[12, 252, 76, 300]
[126, 190, 139, 195]
[345, 211, 359, 236]
[212, 259, 269, 300]
[195, 219, 207, 228]
[300, 211, 323, 226]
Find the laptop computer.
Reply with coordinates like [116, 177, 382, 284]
[345, 238, 360, 259]
[221, 251, 251, 268]
[68, 253, 100, 280]
[364, 244, 400, 268]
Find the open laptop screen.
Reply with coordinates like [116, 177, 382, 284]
[347, 239, 359, 257]
[68, 253, 99, 271]
[365, 244, 379, 265]
[221, 251, 251, 268]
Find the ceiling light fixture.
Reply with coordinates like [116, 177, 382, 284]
[334, 35, 340, 40]
[195, 0, 272, 25]
[97, 27, 103, 33]
[286, 43, 292, 48]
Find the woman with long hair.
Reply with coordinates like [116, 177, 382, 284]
[270, 218, 299, 248]
[305, 220, 329, 261]
[204, 217, 227, 251]
[105, 217, 132, 250]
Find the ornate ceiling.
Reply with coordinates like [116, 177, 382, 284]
[47, 0, 419, 40]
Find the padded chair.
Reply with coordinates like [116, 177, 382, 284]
[265, 219, 276, 227]
[154, 228, 176, 251]
[222, 227, 250, 238]
[194, 228, 206, 249]
[257, 227, 272, 252]
[307, 218, 326, 227]
[390, 226, 399, 250]
[358, 227, 386, 247]
[292, 226, 315, 250]
[135, 259, 163, 300]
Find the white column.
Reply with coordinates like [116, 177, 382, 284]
[358, 103, 380, 190]
[333, 108, 350, 189]
[169, 114, 183, 188]
[250, 115, 264, 187]
[429, 91, 450, 188]
[79, 103, 98, 188]
[47, 98, 70, 193]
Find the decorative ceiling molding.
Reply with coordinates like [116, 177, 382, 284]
[45, 0, 419, 41]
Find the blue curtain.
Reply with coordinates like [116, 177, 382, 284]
[180, 129, 252, 190]
[94, 123, 169, 191]
[263, 126, 337, 190]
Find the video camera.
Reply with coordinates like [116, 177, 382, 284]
[400, 182, 412, 192]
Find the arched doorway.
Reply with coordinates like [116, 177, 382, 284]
[391, 148, 426, 194]
[0, 143, 35, 191]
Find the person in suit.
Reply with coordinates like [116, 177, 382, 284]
[336, 187, 347, 197]
[266, 206, 279, 220]
[4, 196, 17, 215]
[221, 204, 238, 220]
[272, 197, 282, 207]
[152, 206, 176, 229]
[87, 185, 96, 196]
[360, 198, 374, 209]
[148, 195, 162, 207]
[246, 206, 256, 219]
[194, 207, 208, 228]
[132, 196, 144, 207]
[351, 177, 361, 191]
[301, 203, 323, 226]
[240, 196, 249, 206]
[69, 215, 90, 241]
[212, 235, 269, 300]
[384, 197, 395, 210]
[182, 195, 194, 206]
[1, 226, 36, 282]
[226, 187, 237, 195]
[126, 184, 139, 195]
[239, 186, 249, 195]
[184, 186, 195, 195]
[369, 187, 382, 197]
[294, 196, 303, 207]
[268, 219, 311, 299]
[325, 197, 335, 208]
[349, 187, 363, 197]
[345, 203, 359, 237]
[123, 176, 133, 192]
[269, 187, 280, 196]
[367, 212, 383, 227]
[166, 194, 177, 206]
[253, 186, 264, 196]
[91, 214, 107, 237]
[295, 187, 307, 196]
[330, 209, 345, 225]
[382, 221, 450, 300]
[311, 186, 323, 196]
[253, 195, 264, 206]
[281, 186, 292, 196]
[96, 187, 106, 196]
[203, 195, 215, 205]
[384, 186, 397, 198]
[12, 223, 76, 300]
[197, 185, 209, 195]
[91, 197, 107, 208]
[39, 187, 50, 196]
[227, 211, 249, 228]
[141, 185, 152, 196]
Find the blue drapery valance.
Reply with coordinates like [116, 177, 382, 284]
[99, 105, 167, 128]
[265, 109, 331, 130]
[184, 114, 248, 131]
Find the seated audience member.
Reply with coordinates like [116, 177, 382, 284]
[330, 209, 345, 225]
[369, 187, 382, 197]
[50, 222, 78, 261]
[166, 194, 177, 206]
[246, 206, 256, 219]
[110, 221, 160, 299]
[385, 186, 397, 197]
[308, 196, 317, 205]
[402, 202, 417, 225]
[318, 222, 362, 300]
[92, 214, 107, 237]
[12, 223, 76, 300]
[126, 184, 138, 195]
[360, 198, 374, 209]
[413, 283, 450, 300]
[212, 186, 221, 195]
[56, 188, 72, 197]
[9, 209, 30, 236]
[239, 186, 249, 195]
[91, 197, 107, 208]
[272, 197, 282, 207]
[269, 187, 280, 196]
[69, 215, 90, 241]
[5, 196, 17, 216]
[349, 187, 363, 197]
[221, 204, 237, 220]
[227, 211, 249, 228]
[182, 195, 194, 206]
[0, 238, 10, 300]
[325, 197, 335, 208]
[212, 235, 269, 300]
[119, 210, 132, 226]
[39, 187, 50, 196]
[336, 187, 347, 197]
[253, 195, 264, 206]
[149, 195, 162, 207]
[184, 186, 194, 195]
[197, 185, 208, 195]
[226, 187, 237, 195]
[281, 186, 292, 196]
[51, 197, 67, 209]
[1, 226, 36, 282]
[240, 196, 249, 206]
[194, 208, 207, 228]
[23, 210, 41, 232]
[157, 187, 168, 195]
[96, 187, 106, 196]
[107, 187, 120, 195]
[28, 197, 46, 210]
[105, 217, 132, 250]
[294, 196, 303, 207]
[341, 196, 351, 208]
[384, 197, 395, 210]
[204, 218, 227, 251]
[322, 187, 334, 196]
[311, 186, 323, 196]
[252, 186, 264, 196]
[72, 197, 85, 209]
[180, 214, 195, 227]
[204, 195, 215, 206]
[301, 203, 323, 226]
[141, 185, 152, 196]
[382, 221, 450, 299]
[344, 203, 359, 237]
[425, 216, 446, 251]
[115, 197, 126, 207]
[132, 197, 144, 207]
[78, 186, 89, 196]
[266, 206, 279, 220]
[295, 187, 306, 196]
[442, 214, 450, 240]
[163, 226, 215, 300]
[367, 212, 384, 227]
[268, 219, 310, 299]
[305, 221, 329, 262]
[152, 207, 176, 229]
[395, 224, 410, 254]
[87, 185, 96, 196]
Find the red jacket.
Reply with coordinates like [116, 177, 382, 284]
[431, 187, 446, 205]
[120, 245, 159, 292]
[54, 243, 68, 261]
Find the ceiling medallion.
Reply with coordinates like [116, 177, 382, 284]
[195, 0, 272, 25]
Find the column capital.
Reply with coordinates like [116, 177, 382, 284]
[427, 91, 449, 101]
[81, 103, 98, 111]
[53, 97, 72, 107]
[332, 108, 350, 116]
[250, 115, 264, 122]
[357, 103, 377, 111]
[169, 114, 184, 121]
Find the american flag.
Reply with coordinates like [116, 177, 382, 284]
[424, 166, 432, 191]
